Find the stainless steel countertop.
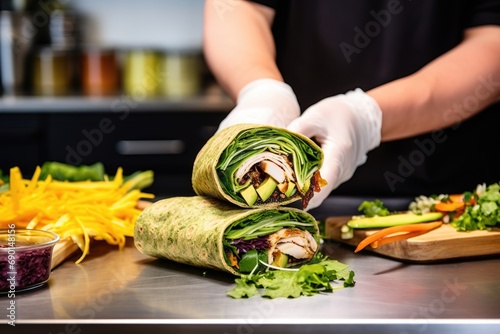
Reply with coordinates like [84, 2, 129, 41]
[3, 235, 499, 334]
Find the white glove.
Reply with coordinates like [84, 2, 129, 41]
[287, 88, 383, 210]
[217, 78, 301, 132]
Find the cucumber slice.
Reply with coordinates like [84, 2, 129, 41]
[347, 212, 443, 229]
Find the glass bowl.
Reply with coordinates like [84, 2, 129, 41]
[0, 229, 60, 293]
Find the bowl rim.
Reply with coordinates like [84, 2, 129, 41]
[0, 228, 60, 251]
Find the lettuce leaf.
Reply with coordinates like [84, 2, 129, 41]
[226, 254, 355, 299]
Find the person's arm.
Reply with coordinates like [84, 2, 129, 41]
[203, 0, 281, 100]
[288, 25, 500, 210]
[203, 0, 301, 131]
[369, 25, 500, 142]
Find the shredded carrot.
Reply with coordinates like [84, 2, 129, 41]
[0, 166, 154, 263]
[227, 252, 239, 269]
[354, 221, 443, 253]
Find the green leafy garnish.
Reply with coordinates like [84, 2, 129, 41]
[451, 182, 500, 231]
[238, 249, 268, 274]
[226, 254, 355, 299]
[357, 199, 390, 217]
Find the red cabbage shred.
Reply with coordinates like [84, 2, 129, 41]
[0, 245, 52, 292]
[231, 236, 270, 254]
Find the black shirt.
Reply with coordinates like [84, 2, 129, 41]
[248, 0, 500, 197]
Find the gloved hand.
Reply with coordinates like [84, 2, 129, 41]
[217, 78, 301, 132]
[287, 88, 383, 210]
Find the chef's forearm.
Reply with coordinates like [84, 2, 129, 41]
[203, 0, 282, 100]
[368, 25, 500, 142]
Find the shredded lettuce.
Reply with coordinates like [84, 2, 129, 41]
[224, 210, 317, 240]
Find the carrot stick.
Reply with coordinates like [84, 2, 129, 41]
[370, 230, 430, 249]
[354, 221, 443, 253]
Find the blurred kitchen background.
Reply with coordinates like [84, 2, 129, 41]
[0, 0, 222, 98]
[0, 0, 234, 197]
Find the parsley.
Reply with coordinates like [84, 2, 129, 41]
[357, 199, 390, 217]
[226, 254, 355, 299]
[451, 182, 500, 231]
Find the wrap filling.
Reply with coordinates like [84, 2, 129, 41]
[216, 127, 326, 208]
[223, 210, 319, 273]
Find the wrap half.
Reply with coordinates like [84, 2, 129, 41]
[134, 196, 320, 276]
[192, 124, 326, 209]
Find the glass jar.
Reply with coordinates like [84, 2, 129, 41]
[81, 48, 119, 96]
[122, 50, 161, 99]
[158, 51, 202, 99]
[32, 47, 73, 96]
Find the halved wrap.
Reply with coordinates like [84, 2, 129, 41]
[192, 124, 326, 209]
[134, 196, 320, 276]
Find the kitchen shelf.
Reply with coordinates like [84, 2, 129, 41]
[0, 92, 235, 113]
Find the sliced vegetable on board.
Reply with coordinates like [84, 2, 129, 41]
[408, 182, 500, 231]
[344, 200, 444, 252]
[347, 212, 443, 229]
[354, 221, 443, 253]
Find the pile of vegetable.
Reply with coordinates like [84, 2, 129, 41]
[0, 162, 154, 263]
[408, 182, 500, 231]
[227, 252, 355, 299]
[347, 201, 443, 252]
[348, 182, 500, 252]
[225, 215, 356, 298]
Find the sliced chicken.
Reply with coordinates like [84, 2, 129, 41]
[234, 152, 295, 184]
[267, 228, 318, 265]
[260, 160, 286, 183]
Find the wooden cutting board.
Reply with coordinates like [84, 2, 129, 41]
[51, 238, 79, 269]
[324, 216, 500, 262]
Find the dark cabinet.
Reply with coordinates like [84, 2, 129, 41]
[1, 113, 45, 173]
[0, 97, 232, 197]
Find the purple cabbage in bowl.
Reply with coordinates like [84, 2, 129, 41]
[0, 229, 60, 293]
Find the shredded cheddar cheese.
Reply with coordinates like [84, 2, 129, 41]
[0, 166, 154, 264]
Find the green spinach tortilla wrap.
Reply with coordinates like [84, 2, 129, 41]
[192, 124, 326, 209]
[134, 196, 320, 276]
